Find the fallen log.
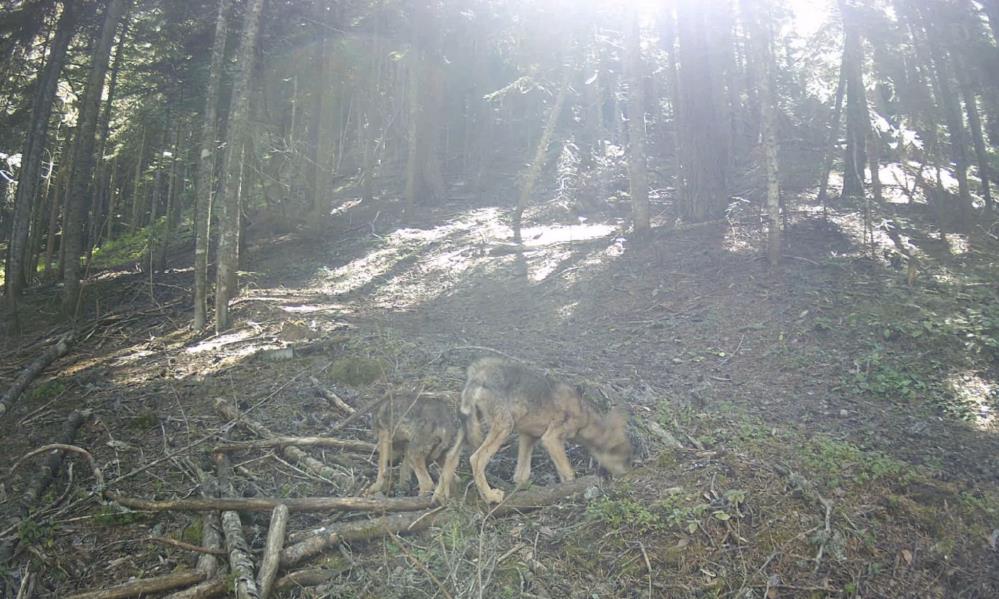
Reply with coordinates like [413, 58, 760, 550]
[192, 465, 224, 578]
[310, 376, 356, 415]
[213, 435, 374, 454]
[217, 453, 259, 599]
[164, 566, 347, 599]
[280, 508, 444, 567]
[0, 333, 73, 420]
[0, 410, 87, 578]
[280, 476, 602, 568]
[107, 492, 432, 514]
[275, 567, 346, 590]
[161, 462, 225, 599]
[257, 504, 289, 599]
[489, 475, 600, 517]
[214, 398, 349, 480]
[161, 577, 227, 599]
[9, 443, 104, 491]
[64, 571, 205, 599]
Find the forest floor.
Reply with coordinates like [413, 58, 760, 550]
[1, 189, 998, 598]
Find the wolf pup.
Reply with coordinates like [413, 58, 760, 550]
[461, 357, 632, 503]
[365, 395, 464, 503]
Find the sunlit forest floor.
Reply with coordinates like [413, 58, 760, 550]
[2, 187, 998, 597]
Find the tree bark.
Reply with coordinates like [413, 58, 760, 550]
[61, 0, 131, 316]
[959, 75, 993, 213]
[156, 125, 181, 271]
[217, 453, 260, 599]
[109, 493, 432, 513]
[625, 10, 650, 234]
[4, 1, 77, 310]
[215, 0, 266, 333]
[192, 0, 231, 330]
[89, 12, 129, 258]
[747, 0, 782, 267]
[0, 333, 72, 420]
[404, 0, 447, 212]
[839, 0, 869, 199]
[817, 49, 846, 211]
[675, 0, 730, 221]
[256, 504, 289, 599]
[310, 21, 335, 228]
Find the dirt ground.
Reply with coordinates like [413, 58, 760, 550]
[1, 192, 997, 598]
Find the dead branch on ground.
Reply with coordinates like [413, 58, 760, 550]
[215, 398, 348, 481]
[162, 578, 227, 599]
[257, 504, 289, 599]
[64, 572, 206, 599]
[108, 492, 432, 513]
[213, 435, 374, 454]
[216, 453, 259, 599]
[280, 476, 601, 568]
[0, 333, 73, 420]
[309, 376, 356, 414]
[0, 410, 86, 575]
[9, 443, 105, 491]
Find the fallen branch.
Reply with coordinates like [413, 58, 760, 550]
[280, 508, 445, 567]
[107, 492, 431, 514]
[488, 475, 601, 517]
[310, 376, 356, 415]
[215, 398, 346, 481]
[9, 443, 105, 492]
[190, 463, 223, 578]
[257, 504, 289, 599]
[148, 536, 228, 556]
[0, 333, 73, 420]
[275, 568, 339, 590]
[162, 464, 224, 599]
[0, 410, 86, 574]
[162, 577, 226, 599]
[280, 476, 602, 567]
[64, 572, 205, 599]
[213, 436, 374, 455]
[216, 453, 259, 599]
[169, 567, 348, 599]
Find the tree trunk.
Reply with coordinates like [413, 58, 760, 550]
[840, 0, 868, 199]
[215, 0, 266, 333]
[61, 0, 131, 316]
[157, 125, 181, 271]
[675, 0, 730, 222]
[512, 73, 570, 243]
[404, 0, 446, 212]
[959, 79, 993, 213]
[625, 11, 650, 234]
[310, 22, 335, 228]
[90, 11, 130, 259]
[4, 1, 77, 310]
[747, 0, 782, 267]
[817, 49, 846, 211]
[923, 37, 973, 231]
[44, 140, 71, 275]
[193, 0, 231, 330]
[129, 128, 147, 230]
[660, 8, 685, 211]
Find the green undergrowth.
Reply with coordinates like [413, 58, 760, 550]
[89, 217, 193, 271]
[341, 405, 997, 598]
[795, 264, 999, 421]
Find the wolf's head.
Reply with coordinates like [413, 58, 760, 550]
[581, 406, 633, 476]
